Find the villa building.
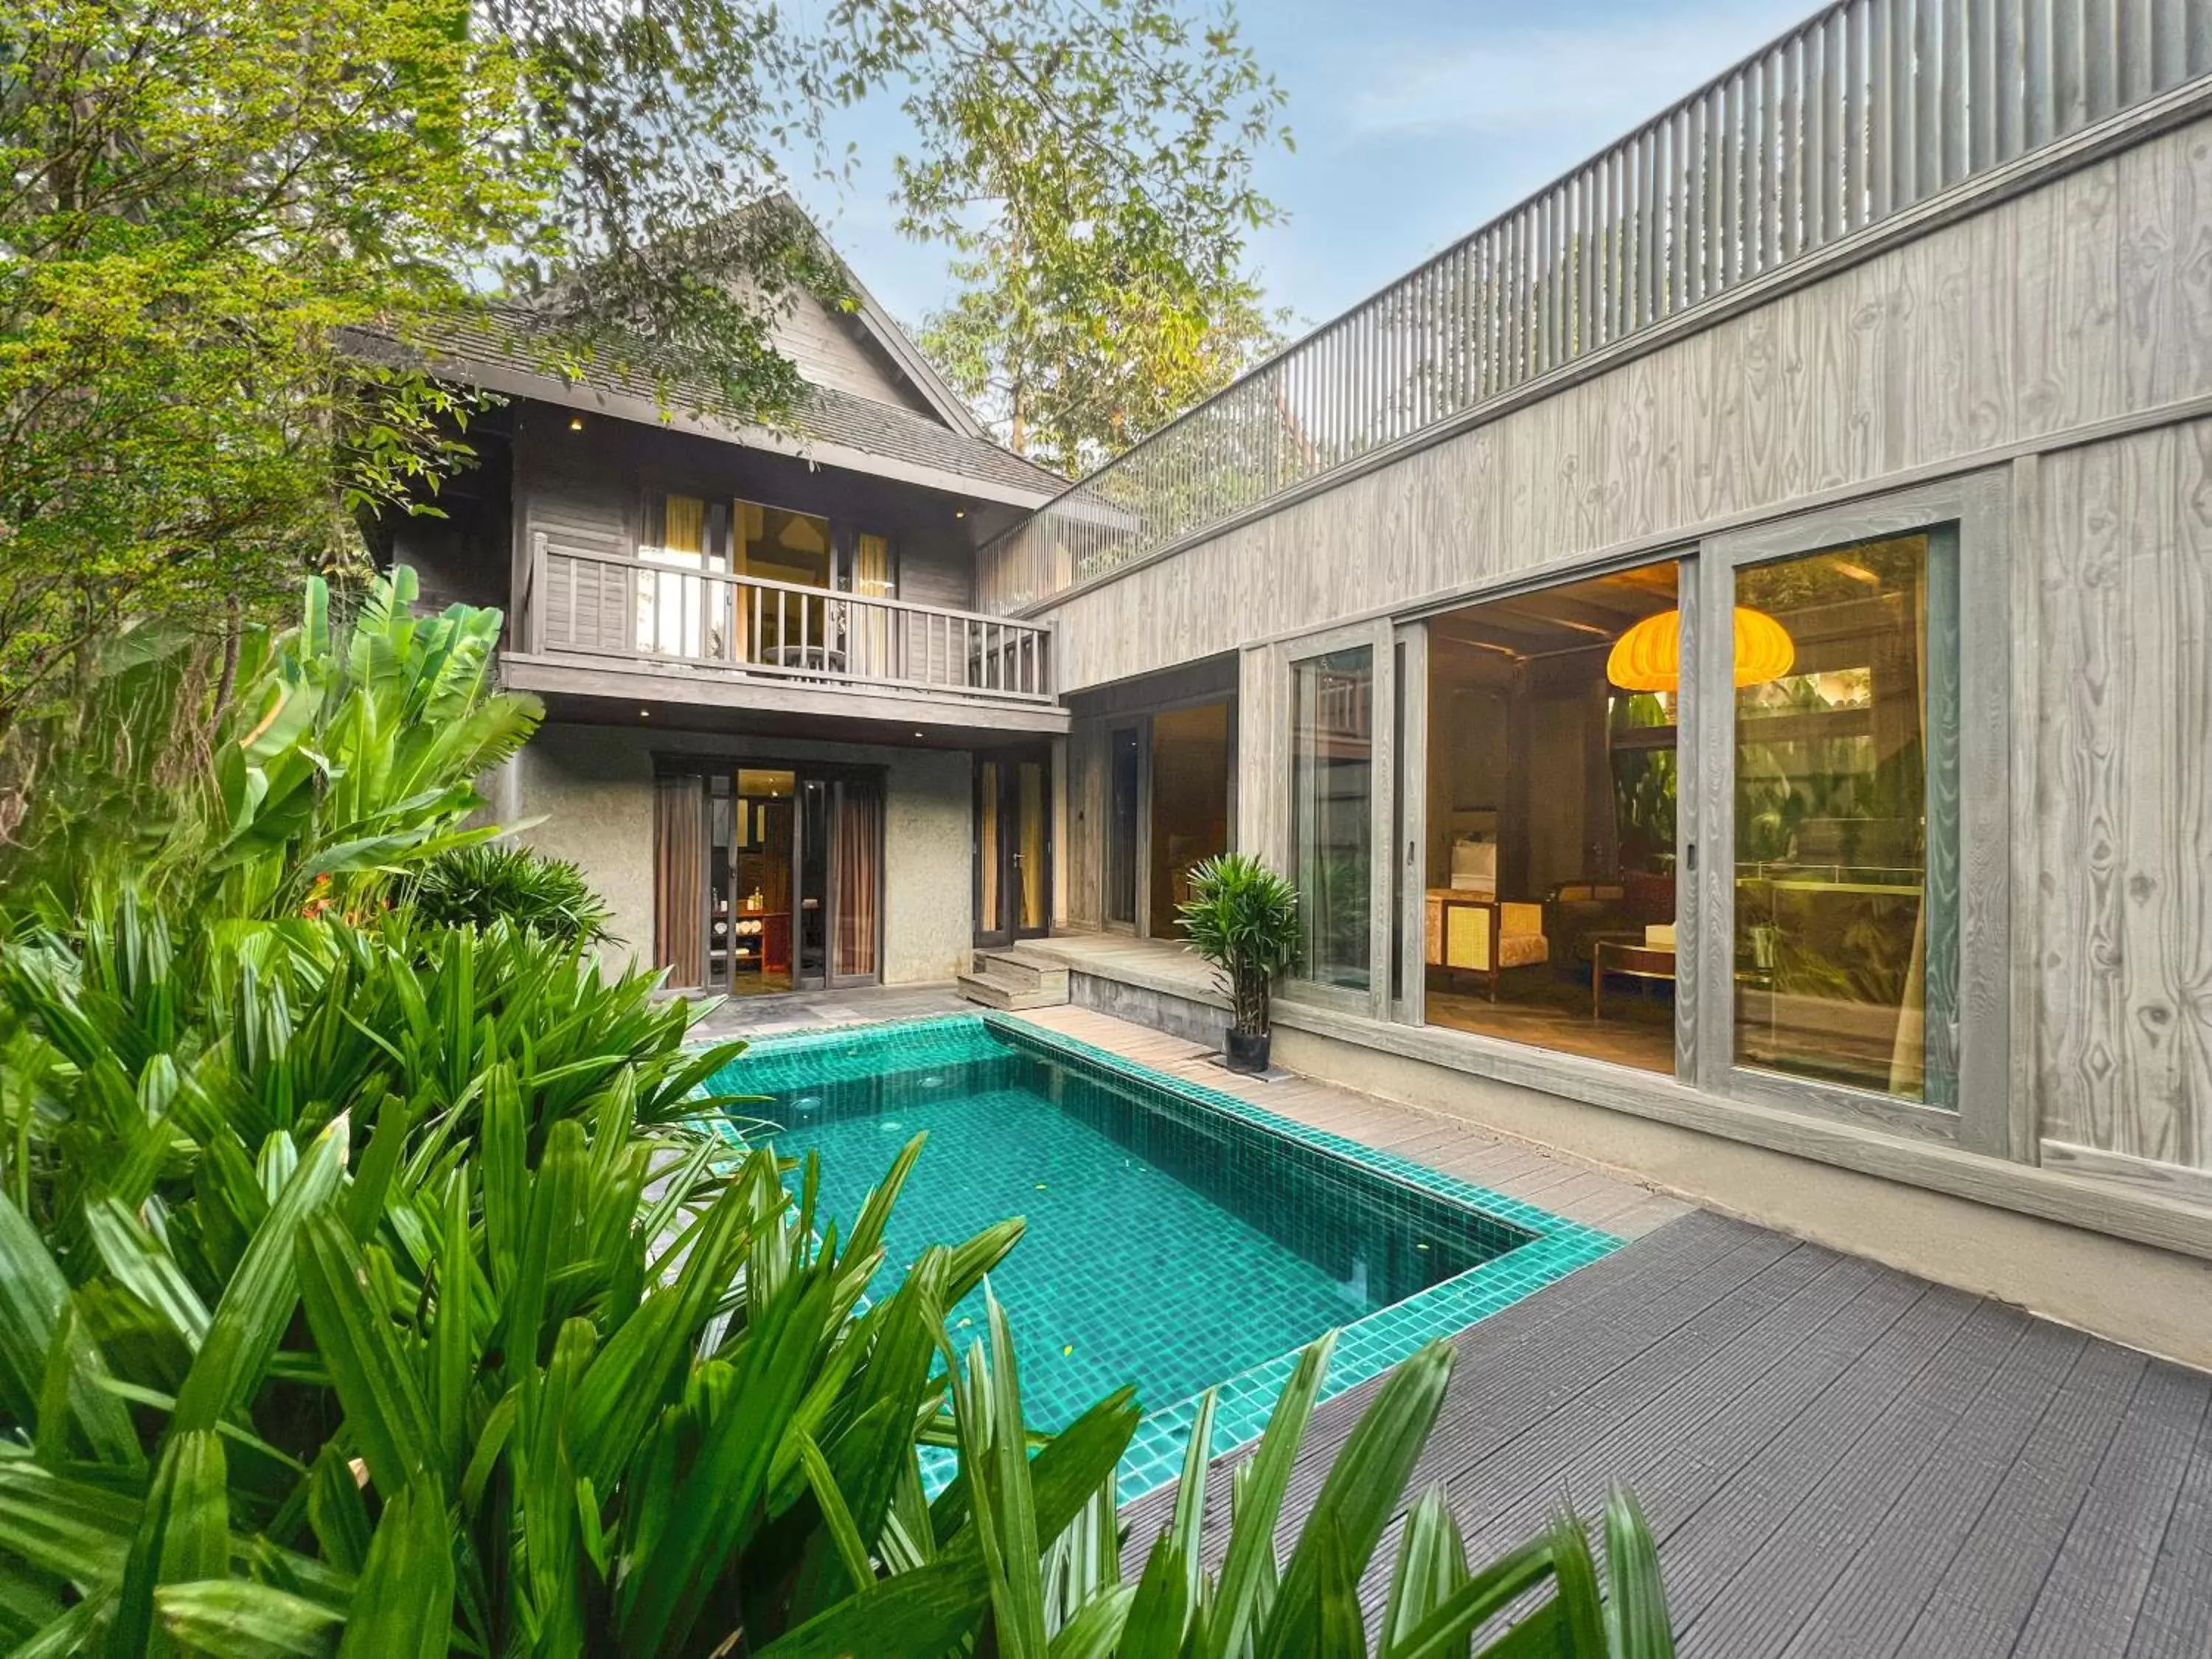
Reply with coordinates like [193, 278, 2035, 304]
[391, 0, 2212, 1371]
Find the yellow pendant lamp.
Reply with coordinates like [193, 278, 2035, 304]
[1605, 606, 1795, 692]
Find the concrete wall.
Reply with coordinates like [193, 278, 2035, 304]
[508, 721, 973, 987]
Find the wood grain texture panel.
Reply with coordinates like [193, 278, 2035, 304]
[2035, 421, 2212, 1170]
[1039, 115, 2212, 696]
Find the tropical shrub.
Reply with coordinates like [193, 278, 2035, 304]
[411, 844, 612, 946]
[0, 567, 539, 927]
[0, 559, 1678, 1652]
[1178, 852, 1301, 1036]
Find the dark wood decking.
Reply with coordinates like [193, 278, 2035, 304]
[1121, 1210, 2212, 1657]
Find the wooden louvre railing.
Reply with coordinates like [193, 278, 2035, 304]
[976, 0, 2212, 612]
[531, 538, 1053, 702]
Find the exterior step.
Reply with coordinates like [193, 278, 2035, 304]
[955, 968, 1067, 1011]
[970, 947, 1070, 998]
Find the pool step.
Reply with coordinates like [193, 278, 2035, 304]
[956, 947, 1069, 1010]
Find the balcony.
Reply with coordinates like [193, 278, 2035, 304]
[507, 535, 1063, 735]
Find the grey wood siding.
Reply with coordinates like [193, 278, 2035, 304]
[765, 289, 936, 417]
[2034, 419, 2212, 1175]
[1034, 116, 2212, 695]
[895, 534, 973, 611]
[1017, 111, 2212, 1204]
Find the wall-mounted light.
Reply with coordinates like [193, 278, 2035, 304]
[568, 415, 585, 432]
[639, 707, 650, 718]
[953, 507, 966, 519]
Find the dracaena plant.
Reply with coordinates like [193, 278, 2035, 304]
[1177, 853, 1301, 1037]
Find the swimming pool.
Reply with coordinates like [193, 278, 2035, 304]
[712, 1015, 1616, 1499]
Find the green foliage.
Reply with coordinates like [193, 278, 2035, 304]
[888, 0, 1292, 473]
[1, 0, 1289, 737]
[2, 567, 540, 925]
[410, 844, 612, 948]
[1178, 853, 1301, 1037]
[0, 560, 1677, 1652]
[0, 0, 549, 728]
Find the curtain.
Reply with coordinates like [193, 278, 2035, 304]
[653, 774, 706, 989]
[852, 534, 894, 678]
[1018, 761, 1046, 930]
[832, 783, 882, 979]
[640, 494, 707, 657]
[977, 763, 1001, 935]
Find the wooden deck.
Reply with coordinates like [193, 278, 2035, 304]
[1121, 1208, 2212, 1657]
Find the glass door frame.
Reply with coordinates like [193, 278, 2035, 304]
[974, 748, 1053, 948]
[669, 757, 884, 995]
[1688, 470, 2014, 1154]
[1272, 616, 1397, 1023]
[1102, 721, 1148, 933]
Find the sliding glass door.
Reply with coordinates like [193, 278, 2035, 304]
[975, 751, 1051, 947]
[1292, 647, 1376, 992]
[1694, 473, 2010, 1147]
[655, 762, 883, 995]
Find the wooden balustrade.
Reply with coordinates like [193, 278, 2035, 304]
[529, 540, 1053, 703]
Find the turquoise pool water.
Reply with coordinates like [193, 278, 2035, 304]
[712, 1015, 1616, 1498]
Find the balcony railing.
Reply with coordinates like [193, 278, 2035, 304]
[528, 537, 1052, 702]
[977, 0, 2212, 612]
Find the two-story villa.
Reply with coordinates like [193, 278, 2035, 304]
[389, 0, 2212, 1371]
[380, 271, 1069, 999]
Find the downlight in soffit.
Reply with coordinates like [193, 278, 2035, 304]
[1605, 606, 1794, 692]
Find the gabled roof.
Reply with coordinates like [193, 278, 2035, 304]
[365, 308, 1065, 507]
[820, 251, 992, 442]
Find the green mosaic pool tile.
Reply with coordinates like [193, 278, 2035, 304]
[706, 1009, 1622, 1504]
[709, 1015, 1020, 1099]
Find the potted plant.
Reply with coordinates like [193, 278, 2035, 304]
[1178, 851, 1301, 1073]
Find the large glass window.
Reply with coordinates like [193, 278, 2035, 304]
[1293, 647, 1374, 991]
[1733, 530, 1958, 1104]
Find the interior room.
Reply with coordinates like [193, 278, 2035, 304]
[710, 768, 799, 995]
[1147, 700, 1232, 936]
[1424, 563, 1682, 1071]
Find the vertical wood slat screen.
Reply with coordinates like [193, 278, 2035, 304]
[976, 0, 2212, 614]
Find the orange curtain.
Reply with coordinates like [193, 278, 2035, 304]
[833, 782, 882, 978]
[653, 775, 706, 988]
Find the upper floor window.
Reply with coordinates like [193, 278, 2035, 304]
[647, 493, 892, 598]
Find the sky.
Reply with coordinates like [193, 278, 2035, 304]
[794, 0, 1820, 338]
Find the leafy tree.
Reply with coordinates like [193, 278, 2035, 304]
[879, 0, 1292, 473]
[0, 0, 1285, 751]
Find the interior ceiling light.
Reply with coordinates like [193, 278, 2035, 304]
[1606, 606, 1794, 692]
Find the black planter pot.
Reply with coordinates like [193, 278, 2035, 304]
[1224, 1027, 1271, 1074]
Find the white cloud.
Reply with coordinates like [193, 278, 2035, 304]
[1350, 4, 1816, 139]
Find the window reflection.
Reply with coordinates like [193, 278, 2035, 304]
[1733, 531, 1958, 1103]
[1293, 647, 1374, 991]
